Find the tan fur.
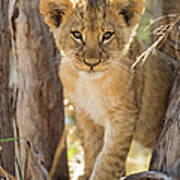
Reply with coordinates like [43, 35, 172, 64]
[40, 0, 173, 179]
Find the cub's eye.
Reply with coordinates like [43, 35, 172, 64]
[102, 31, 115, 42]
[71, 31, 83, 40]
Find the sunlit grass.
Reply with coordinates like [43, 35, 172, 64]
[0, 137, 23, 142]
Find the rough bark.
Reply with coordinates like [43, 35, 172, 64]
[0, 0, 15, 175]
[150, 0, 180, 179]
[150, 63, 180, 179]
[124, 170, 176, 180]
[9, 0, 68, 179]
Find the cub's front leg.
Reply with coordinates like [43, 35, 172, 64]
[75, 108, 104, 180]
[90, 110, 137, 180]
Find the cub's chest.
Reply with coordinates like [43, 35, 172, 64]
[70, 78, 108, 126]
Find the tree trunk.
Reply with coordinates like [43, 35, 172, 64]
[150, 63, 180, 179]
[0, 0, 15, 175]
[150, 0, 180, 179]
[9, 0, 69, 179]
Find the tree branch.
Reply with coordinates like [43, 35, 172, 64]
[122, 171, 176, 180]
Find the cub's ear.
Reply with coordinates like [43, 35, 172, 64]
[112, 0, 144, 28]
[40, 0, 72, 29]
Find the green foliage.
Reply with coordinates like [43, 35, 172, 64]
[137, 9, 153, 45]
[68, 141, 80, 160]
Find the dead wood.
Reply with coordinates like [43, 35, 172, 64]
[0, 0, 15, 175]
[9, 0, 69, 179]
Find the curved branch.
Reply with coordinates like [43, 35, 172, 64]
[122, 171, 176, 180]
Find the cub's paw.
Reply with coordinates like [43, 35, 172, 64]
[78, 174, 89, 180]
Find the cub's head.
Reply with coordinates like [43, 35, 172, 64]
[40, 0, 144, 77]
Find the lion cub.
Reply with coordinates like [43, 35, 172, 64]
[40, 0, 172, 179]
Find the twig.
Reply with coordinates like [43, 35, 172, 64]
[121, 171, 176, 180]
[144, 13, 180, 31]
[25, 140, 48, 180]
[131, 34, 164, 69]
[47, 127, 69, 180]
[0, 166, 17, 180]
[131, 16, 180, 69]
[175, 26, 180, 60]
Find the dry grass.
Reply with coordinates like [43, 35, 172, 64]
[0, 166, 16, 180]
[48, 127, 69, 180]
[132, 14, 180, 69]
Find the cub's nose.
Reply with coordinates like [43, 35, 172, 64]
[84, 58, 101, 70]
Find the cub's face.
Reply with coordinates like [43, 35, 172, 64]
[41, 0, 144, 76]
